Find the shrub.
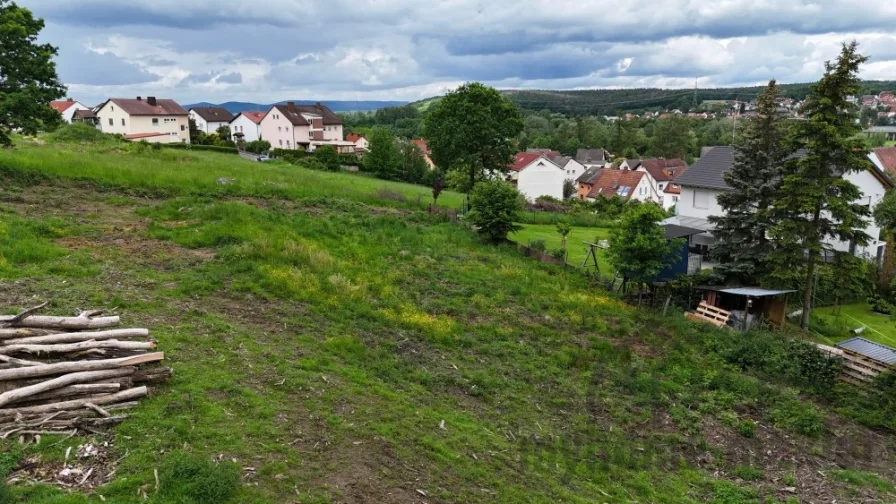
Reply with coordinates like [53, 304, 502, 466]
[466, 180, 523, 243]
[244, 140, 271, 154]
[529, 238, 547, 252]
[154, 452, 240, 504]
[271, 148, 308, 163]
[769, 399, 825, 437]
[733, 465, 764, 481]
[314, 145, 341, 171]
[868, 294, 894, 315]
[548, 248, 566, 260]
[46, 123, 109, 143]
[296, 157, 327, 171]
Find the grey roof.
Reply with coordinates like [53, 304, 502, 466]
[625, 158, 641, 169]
[554, 156, 572, 168]
[715, 287, 796, 297]
[190, 106, 233, 122]
[866, 126, 896, 133]
[576, 166, 602, 184]
[661, 215, 714, 232]
[672, 146, 735, 190]
[836, 337, 896, 365]
[575, 148, 608, 164]
[663, 224, 705, 239]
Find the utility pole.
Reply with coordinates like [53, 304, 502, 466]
[693, 78, 698, 110]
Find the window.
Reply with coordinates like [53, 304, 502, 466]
[108, 118, 113, 126]
[279, 140, 283, 146]
[110, 106, 114, 111]
[152, 118, 159, 126]
[693, 190, 710, 209]
[286, 140, 290, 147]
[121, 118, 126, 126]
[278, 126, 281, 132]
[181, 125, 185, 131]
[285, 127, 289, 131]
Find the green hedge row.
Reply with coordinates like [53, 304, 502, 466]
[163, 143, 239, 154]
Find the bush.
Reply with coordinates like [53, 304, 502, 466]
[46, 123, 109, 143]
[868, 294, 894, 315]
[244, 140, 271, 154]
[466, 180, 523, 243]
[271, 147, 308, 164]
[163, 143, 238, 154]
[548, 248, 566, 260]
[314, 145, 341, 171]
[529, 238, 547, 252]
[769, 399, 825, 437]
[296, 157, 327, 171]
[154, 452, 240, 504]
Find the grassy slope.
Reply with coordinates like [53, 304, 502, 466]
[1, 140, 895, 503]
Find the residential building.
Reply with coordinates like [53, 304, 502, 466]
[71, 109, 99, 127]
[584, 169, 654, 202]
[189, 107, 234, 134]
[575, 148, 612, 168]
[633, 158, 689, 205]
[229, 111, 266, 143]
[95, 97, 190, 144]
[259, 102, 350, 152]
[553, 156, 587, 182]
[508, 152, 565, 201]
[49, 98, 90, 123]
[869, 146, 896, 178]
[526, 148, 562, 159]
[665, 146, 893, 260]
[346, 133, 370, 152]
[411, 139, 436, 170]
[576, 167, 602, 200]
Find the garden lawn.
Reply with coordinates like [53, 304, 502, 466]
[510, 223, 612, 271]
[813, 303, 896, 347]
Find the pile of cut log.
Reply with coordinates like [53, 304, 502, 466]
[0, 303, 169, 440]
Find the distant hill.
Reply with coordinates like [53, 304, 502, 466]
[183, 100, 409, 114]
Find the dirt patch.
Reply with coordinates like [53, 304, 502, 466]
[7, 438, 122, 493]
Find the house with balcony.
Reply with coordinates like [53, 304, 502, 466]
[663, 146, 893, 269]
[259, 102, 352, 152]
[49, 98, 91, 123]
[95, 97, 190, 144]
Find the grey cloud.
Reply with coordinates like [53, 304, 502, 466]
[216, 72, 242, 84]
[56, 49, 159, 86]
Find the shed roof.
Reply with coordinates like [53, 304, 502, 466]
[836, 337, 896, 365]
[663, 224, 705, 239]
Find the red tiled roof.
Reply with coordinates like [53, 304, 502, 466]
[347, 133, 365, 143]
[664, 183, 681, 194]
[587, 169, 645, 199]
[637, 158, 689, 182]
[874, 147, 896, 175]
[235, 111, 266, 124]
[411, 138, 430, 156]
[104, 98, 187, 116]
[123, 132, 169, 140]
[49, 99, 78, 113]
[510, 152, 544, 171]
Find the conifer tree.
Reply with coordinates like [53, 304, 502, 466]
[709, 80, 792, 284]
[770, 42, 871, 329]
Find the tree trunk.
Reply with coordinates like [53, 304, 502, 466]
[0, 386, 147, 420]
[0, 339, 155, 355]
[2, 328, 149, 346]
[0, 352, 163, 381]
[0, 368, 135, 408]
[800, 205, 823, 330]
[0, 312, 120, 330]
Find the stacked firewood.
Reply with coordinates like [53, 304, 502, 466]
[0, 303, 169, 439]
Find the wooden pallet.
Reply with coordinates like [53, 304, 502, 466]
[685, 301, 731, 328]
[816, 343, 893, 385]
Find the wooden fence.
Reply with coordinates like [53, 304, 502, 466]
[816, 344, 894, 386]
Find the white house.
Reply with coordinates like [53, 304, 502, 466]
[553, 156, 587, 182]
[189, 107, 234, 134]
[632, 158, 689, 205]
[96, 97, 190, 144]
[49, 98, 90, 123]
[584, 169, 655, 203]
[509, 152, 566, 200]
[258, 102, 351, 152]
[346, 133, 369, 152]
[229, 111, 266, 143]
[665, 146, 893, 259]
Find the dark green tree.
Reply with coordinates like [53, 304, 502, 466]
[188, 118, 201, 143]
[397, 140, 428, 184]
[650, 116, 693, 159]
[313, 145, 340, 171]
[607, 204, 682, 292]
[709, 80, 793, 285]
[770, 42, 872, 330]
[423, 83, 523, 191]
[0, 0, 66, 146]
[466, 180, 523, 243]
[432, 175, 444, 205]
[365, 127, 400, 180]
[215, 125, 232, 141]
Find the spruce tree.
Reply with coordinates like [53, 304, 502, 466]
[769, 42, 871, 329]
[709, 80, 792, 285]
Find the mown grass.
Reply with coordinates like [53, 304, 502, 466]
[812, 303, 896, 347]
[510, 223, 611, 270]
[0, 137, 464, 210]
[0, 141, 894, 503]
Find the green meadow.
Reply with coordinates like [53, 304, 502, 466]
[0, 135, 894, 503]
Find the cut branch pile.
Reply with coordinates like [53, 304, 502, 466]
[0, 303, 169, 439]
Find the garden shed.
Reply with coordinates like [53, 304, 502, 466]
[687, 286, 795, 330]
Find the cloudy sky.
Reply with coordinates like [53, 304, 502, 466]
[20, 0, 896, 106]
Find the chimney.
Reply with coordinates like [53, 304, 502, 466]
[136, 96, 142, 101]
[147, 96, 157, 106]
[287, 101, 296, 113]
[315, 101, 322, 110]
[67, 98, 74, 102]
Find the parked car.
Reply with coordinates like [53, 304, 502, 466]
[257, 154, 269, 162]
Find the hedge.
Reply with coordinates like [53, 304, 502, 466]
[163, 144, 239, 154]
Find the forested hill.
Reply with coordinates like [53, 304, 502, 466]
[500, 80, 896, 116]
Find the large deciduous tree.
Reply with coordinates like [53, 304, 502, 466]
[709, 80, 793, 285]
[365, 127, 400, 180]
[607, 204, 682, 292]
[423, 83, 523, 191]
[770, 42, 872, 330]
[0, 0, 66, 146]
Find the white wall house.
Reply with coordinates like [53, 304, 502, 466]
[666, 146, 893, 258]
[509, 152, 565, 200]
[96, 97, 190, 144]
[50, 99, 90, 123]
[229, 111, 266, 143]
[259, 102, 350, 152]
[555, 157, 587, 182]
[189, 107, 234, 134]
